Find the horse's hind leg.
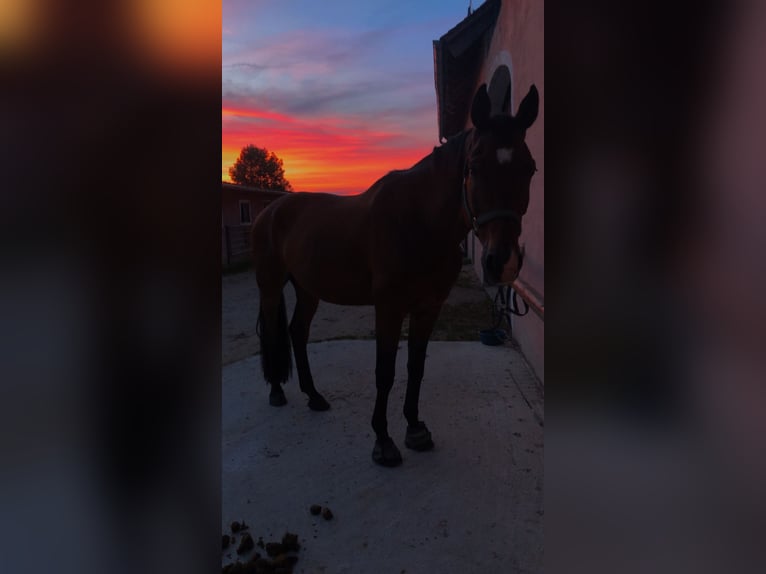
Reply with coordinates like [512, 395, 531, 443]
[289, 281, 330, 411]
[258, 289, 292, 407]
[253, 217, 293, 407]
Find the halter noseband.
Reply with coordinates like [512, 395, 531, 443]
[461, 168, 521, 234]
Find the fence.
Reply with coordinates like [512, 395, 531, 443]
[222, 225, 252, 269]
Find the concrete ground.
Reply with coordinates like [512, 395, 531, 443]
[222, 264, 495, 366]
[222, 267, 543, 573]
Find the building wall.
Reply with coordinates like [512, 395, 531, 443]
[470, 0, 544, 382]
[221, 189, 265, 227]
[221, 185, 287, 266]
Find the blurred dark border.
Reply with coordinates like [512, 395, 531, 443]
[547, 1, 766, 572]
[3, 0, 765, 572]
[546, 0, 724, 401]
[1, 2, 221, 573]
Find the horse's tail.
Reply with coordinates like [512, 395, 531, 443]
[256, 292, 293, 385]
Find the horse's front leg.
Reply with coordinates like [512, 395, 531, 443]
[371, 305, 405, 467]
[403, 305, 441, 451]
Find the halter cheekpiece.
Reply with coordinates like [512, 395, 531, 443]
[461, 169, 521, 233]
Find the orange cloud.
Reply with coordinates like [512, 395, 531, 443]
[222, 105, 436, 195]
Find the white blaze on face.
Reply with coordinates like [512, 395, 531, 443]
[497, 147, 513, 164]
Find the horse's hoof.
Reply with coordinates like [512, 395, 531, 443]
[308, 394, 330, 411]
[372, 437, 402, 467]
[269, 390, 287, 407]
[405, 421, 434, 451]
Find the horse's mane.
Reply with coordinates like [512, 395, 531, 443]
[372, 128, 471, 192]
[431, 129, 471, 171]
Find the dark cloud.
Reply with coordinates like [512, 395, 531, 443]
[222, 63, 269, 72]
[222, 21, 435, 122]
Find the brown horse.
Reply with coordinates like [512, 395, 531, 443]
[252, 83, 538, 466]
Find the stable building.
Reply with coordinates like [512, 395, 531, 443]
[434, 0, 544, 381]
[221, 182, 288, 268]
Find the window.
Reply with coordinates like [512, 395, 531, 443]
[239, 200, 252, 224]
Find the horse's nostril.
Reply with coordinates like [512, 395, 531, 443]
[484, 251, 503, 280]
[486, 253, 502, 277]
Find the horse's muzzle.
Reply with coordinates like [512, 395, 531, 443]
[482, 245, 523, 285]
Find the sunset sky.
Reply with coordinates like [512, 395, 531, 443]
[222, 0, 476, 195]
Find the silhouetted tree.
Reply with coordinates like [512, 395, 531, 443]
[228, 145, 293, 191]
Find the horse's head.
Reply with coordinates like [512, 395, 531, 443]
[463, 83, 539, 285]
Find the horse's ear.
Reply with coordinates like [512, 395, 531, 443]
[471, 84, 491, 130]
[516, 85, 539, 130]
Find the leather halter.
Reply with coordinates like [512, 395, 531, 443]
[461, 166, 521, 234]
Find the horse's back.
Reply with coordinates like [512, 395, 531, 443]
[253, 191, 354, 249]
[252, 166, 461, 309]
[254, 192, 375, 305]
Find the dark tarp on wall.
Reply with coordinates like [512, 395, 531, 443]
[433, 0, 502, 141]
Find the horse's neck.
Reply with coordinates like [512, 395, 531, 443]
[424, 130, 471, 242]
